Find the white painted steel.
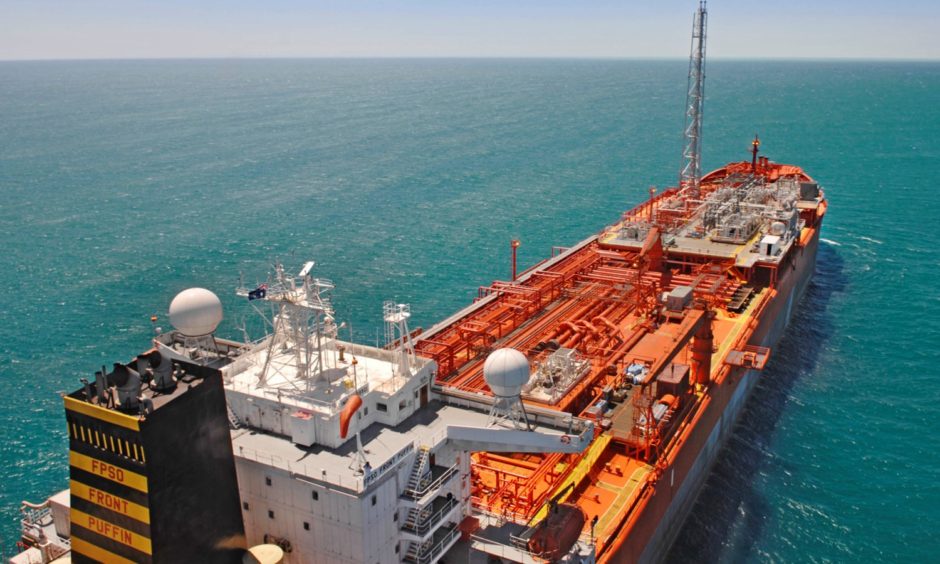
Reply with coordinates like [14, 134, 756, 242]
[482, 348, 530, 398]
[168, 287, 223, 336]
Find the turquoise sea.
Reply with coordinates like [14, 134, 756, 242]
[0, 59, 938, 562]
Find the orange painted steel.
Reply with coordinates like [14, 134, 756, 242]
[417, 243, 605, 380]
[690, 309, 715, 386]
[417, 159, 826, 552]
[339, 394, 362, 439]
[471, 450, 577, 521]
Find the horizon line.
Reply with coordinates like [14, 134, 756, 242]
[1, 55, 938, 64]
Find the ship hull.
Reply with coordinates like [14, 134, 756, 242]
[607, 227, 821, 563]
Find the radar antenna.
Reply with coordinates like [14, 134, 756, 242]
[680, 0, 708, 196]
[237, 260, 336, 391]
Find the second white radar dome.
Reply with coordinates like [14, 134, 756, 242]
[483, 348, 530, 397]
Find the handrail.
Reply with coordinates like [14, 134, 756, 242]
[238, 445, 366, 493]
[227, 379, 370, 413]
[402, 497, 458, 536]
[469, 533, 543, 563]
[411, 526, 459, 564]
[404, 463, 458, 499]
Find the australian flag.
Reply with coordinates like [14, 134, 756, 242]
[247, 283, 268, 301]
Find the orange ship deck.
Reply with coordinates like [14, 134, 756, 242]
[417, 159, 827, 561]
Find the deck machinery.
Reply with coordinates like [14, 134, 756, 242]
[407, 3, 829, 558]
[12, 2, 829, 563]
[415, 153, 827, 561]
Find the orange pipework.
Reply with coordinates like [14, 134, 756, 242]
[593, 316, 621, 339]
[472, 463, 531, 481]
[339, 394, 363, 439]
[579, 320, 598, 335]
[417, 144, 823, 561]
[592, 315, 620, 333]
[560, 321, 581, 337]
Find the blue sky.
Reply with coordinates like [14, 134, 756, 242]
[2, 0, 937, 60]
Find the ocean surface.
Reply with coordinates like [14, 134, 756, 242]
[0, 59, 938, 562]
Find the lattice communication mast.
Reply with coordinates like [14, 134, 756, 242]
[237, 260, 336, 390]
[680, 0, 708, 196]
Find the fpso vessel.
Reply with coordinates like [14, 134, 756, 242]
[416, 151, 826, 562]
[12, 2, 828, 563]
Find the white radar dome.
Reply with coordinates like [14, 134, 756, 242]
[168, 288, 223, 337]
[483, 348, 530, 398]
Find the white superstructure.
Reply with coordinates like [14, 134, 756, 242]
[149, 261, 595, 564]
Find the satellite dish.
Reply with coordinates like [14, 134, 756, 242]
[168, 288, 223, 337]
[483, 348, 530, 398]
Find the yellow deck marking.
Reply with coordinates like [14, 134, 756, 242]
[713, 287, 767, 373]
[530, 434, 613, 524]
[595, 466, 650, 537]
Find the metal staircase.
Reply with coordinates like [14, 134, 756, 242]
[404, 540, 420, 562]
[226, 404, 244, 429]
[402, 525, 460, 564]
[405, 447, 431, 496]
[402, 495, 458, 537]
[403, 505, 432, 532]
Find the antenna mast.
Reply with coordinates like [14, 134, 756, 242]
[238, 260, 336, 390]
[680, 0, 708, 196]
[384, 301, 416, 377]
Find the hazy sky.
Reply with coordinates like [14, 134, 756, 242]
[2, 0, 938, 61]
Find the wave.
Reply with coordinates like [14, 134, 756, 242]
[820, 238, 841, 246]
[857, 236, 884, 245]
